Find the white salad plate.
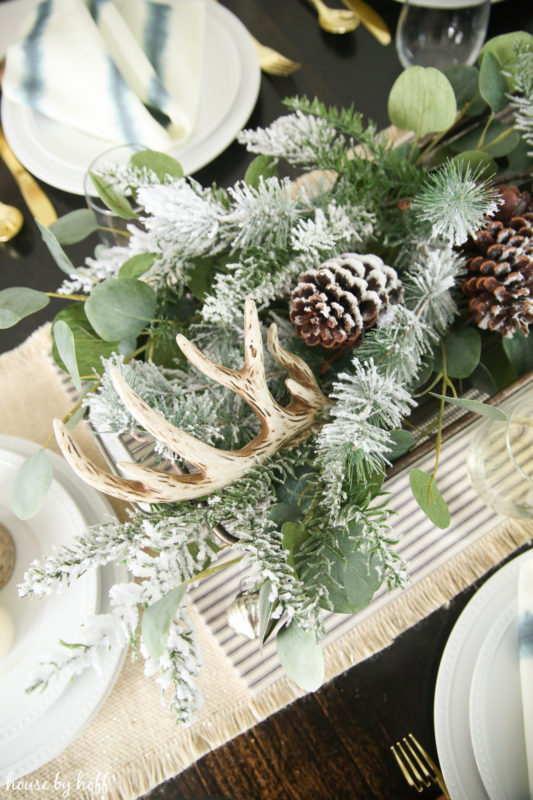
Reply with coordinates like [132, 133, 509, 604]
[0, 435, 127, 786]
[434, 548, 533, 800]
[0, 449, 99, 745]
[1, 0, 260, 194]
[469, 598, 529, 799]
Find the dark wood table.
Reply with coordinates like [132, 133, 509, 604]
[1, 1, 533, 797]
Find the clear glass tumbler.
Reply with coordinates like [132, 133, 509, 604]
[84, 144, 145, 247]
[467, 398, 533, 519]
[395, 0, 492, 71]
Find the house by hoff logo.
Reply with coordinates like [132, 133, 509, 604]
[4, 770, 110, 797]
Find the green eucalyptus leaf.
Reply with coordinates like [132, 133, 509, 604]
[347, 459, 385, 505]
[502, 330, 533, 376]
[451, 119, 520, 158]
[36, 220, 80, 275]
[12, 448, 54, 520]
[429, 392, 507, 420]
[276, 621, 324, 692]
[85, 278, 156, 342]
[66, 404, 87, 431]
[444, 63, 486, 116]
[480, 32, 533, 89]
[258, 579, 275, 645]
[0, 287, 49, 328]
[387, 66, 457, 138]
[48, 209, 99, 245]
[479, 50, 508, 113]
[51, 303, 120, 376]
[188, 256, 218, 301]
[505, 137, 533, 174]
[268, 502, 302, 526]
[244, 155, 279, 188]
[141, 585, 186, 658]
[52, 320, 82, 391]
[130, 149, 184, 180]
[298, 526, 383, 614]
[453, 150, 497, 178]
[387, 429, 416, 460]
[434, 328, 481, 378]
[409, 469, 450, 529]
[281, 521, 309, 569]
[118, 252, 156, 279]
[413, 354, 435, 388]
[468, 362, 499, 396]
[89, 171, 137, 220]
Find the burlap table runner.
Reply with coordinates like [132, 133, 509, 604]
[0, 326, 531, 800]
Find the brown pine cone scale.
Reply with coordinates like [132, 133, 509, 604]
[290, 253, 402, 349]
[462, 204, 533, 337]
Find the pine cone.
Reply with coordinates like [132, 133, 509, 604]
[289, 253, 402, 349]
[462, 185, 533, 337]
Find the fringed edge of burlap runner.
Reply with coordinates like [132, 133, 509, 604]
[95, 519, 532, 800]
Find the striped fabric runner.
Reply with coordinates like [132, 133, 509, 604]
[91, 379, 533, 695]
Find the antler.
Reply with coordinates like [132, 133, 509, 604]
[53, 299, 329, 504]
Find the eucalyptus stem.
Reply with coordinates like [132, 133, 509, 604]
[182, 555, 243, 585]
[429, 341, 448, 490]
[46, 292, 87, 301]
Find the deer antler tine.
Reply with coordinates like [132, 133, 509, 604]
[109, 367, 217, 470]
[176, 298, 268, 399]
[267, 323, 328, 409]
[52, 418, 184, 503]
[53, 300, 330, 505]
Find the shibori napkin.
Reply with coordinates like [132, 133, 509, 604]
[518, 556, 533, 798]
[2, 0, 205, 149]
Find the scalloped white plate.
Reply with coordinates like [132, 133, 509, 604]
[0, 436, 127, 786]
[0, 448, 99, 745]
[1, 0, 260, 193]
[434, 549, 533, 800]
[469, 599, 529, 799]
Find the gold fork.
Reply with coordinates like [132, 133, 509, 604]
[306, 0, 360, 34]
[250, 35, 301, 76]
[390, 734, 450, 798]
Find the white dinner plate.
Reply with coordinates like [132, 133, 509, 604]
[469, 599, 529, 799]
[434, 548, 533, 800]
[0, 449, 99, 744]
[1, 0, 260, 194]
[0, 435, 128, 785]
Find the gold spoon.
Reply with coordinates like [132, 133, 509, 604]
[0, 200, 23, 242]
[306, 0, 360, 34]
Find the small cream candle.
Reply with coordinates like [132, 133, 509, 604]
[0, 605, 15, 661]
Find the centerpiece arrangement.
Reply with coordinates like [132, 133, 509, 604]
[1, 31, 533, 724]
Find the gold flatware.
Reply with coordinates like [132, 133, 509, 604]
[210, 3, 299, 76]
[0, 126, 57, 227]
[250, 35, 301, 76]
[306, 0, 360, 34]
[341, 0, 391, 45]
[0, 200, 23, 242]
[390, 733, 450, 798]
[0, 58, 57, 226]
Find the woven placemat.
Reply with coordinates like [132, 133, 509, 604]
[0, 325, 531, 800]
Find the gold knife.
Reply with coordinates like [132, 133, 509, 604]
[0, 125, 57, 226]
[341, 0, 391, 46]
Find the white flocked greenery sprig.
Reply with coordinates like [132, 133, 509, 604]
[2, 31, 533, 722]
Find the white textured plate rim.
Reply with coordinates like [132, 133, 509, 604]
[0, 435, 128, 784]
[0, 446, 99, 743]
[434, 548, 533, 800]
[469, 599, 529, 800]
[0, 0, 260, 194]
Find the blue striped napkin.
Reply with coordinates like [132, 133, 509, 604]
[519, 556, 533, 799]
[3, 0, 205, 148]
